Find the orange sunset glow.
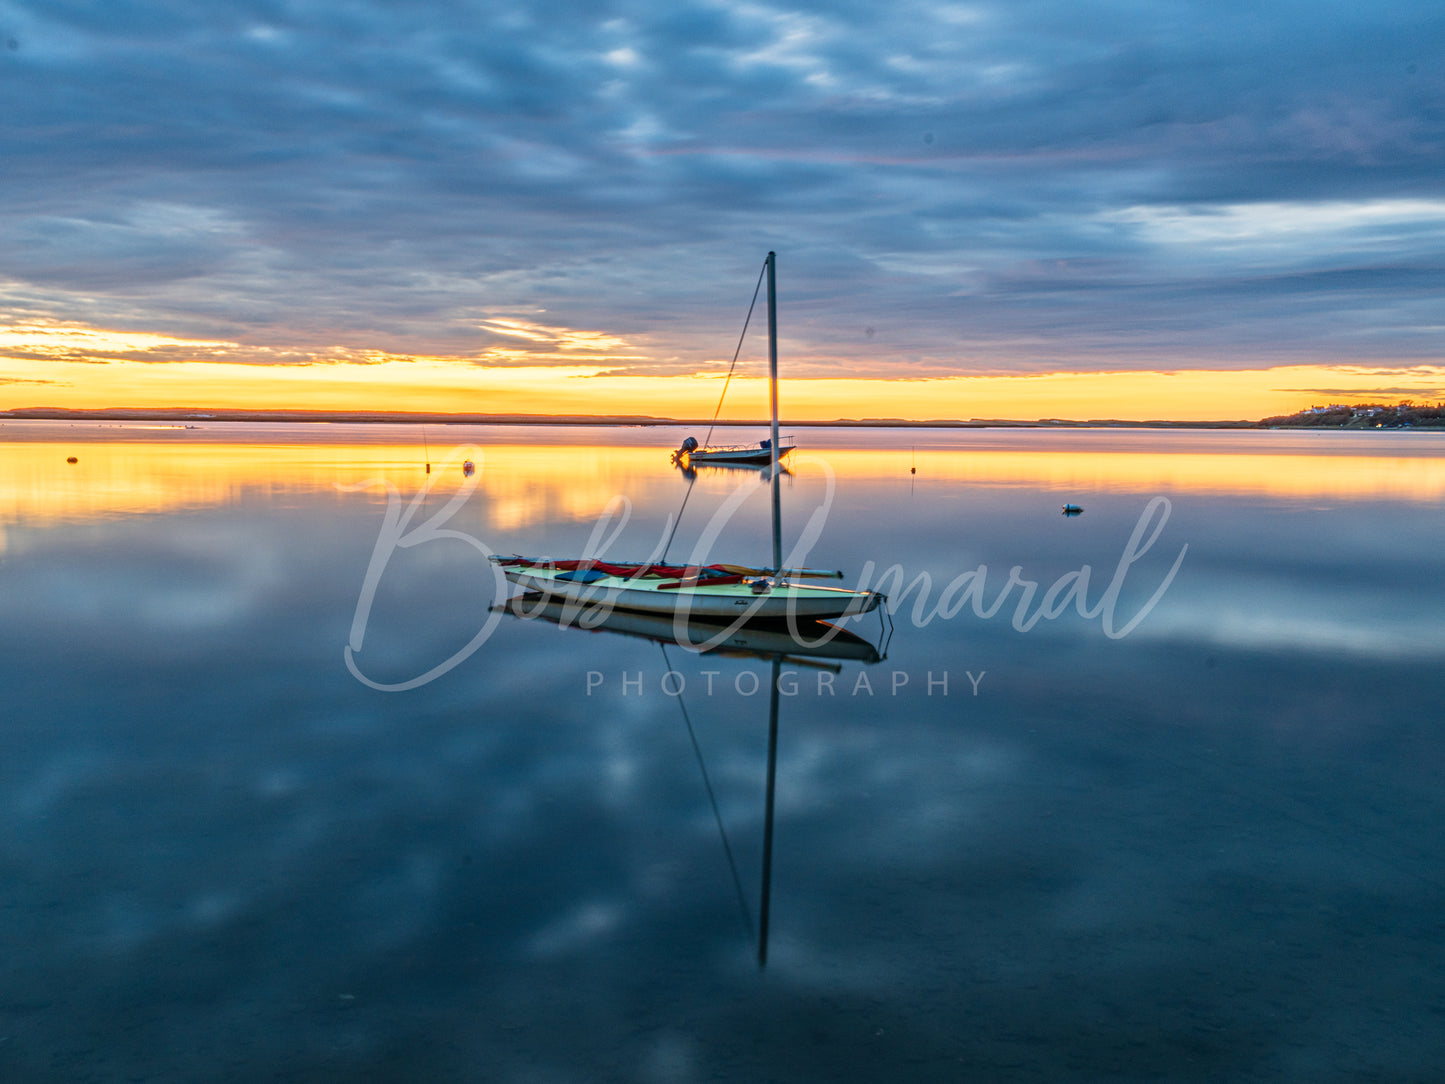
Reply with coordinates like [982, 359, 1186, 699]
[6, 320, 1445, 422]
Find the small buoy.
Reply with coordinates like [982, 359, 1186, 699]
[1062, 503, 1083, 516]
[66, 456, 78, 464]
[462, 460, 475, 476]
[425, 463, 431, 474]
[910, 467, 916, 475]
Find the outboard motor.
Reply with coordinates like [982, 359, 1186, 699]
[678, 436, 699, 455]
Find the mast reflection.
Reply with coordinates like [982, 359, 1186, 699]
[493, 595, 887, 967]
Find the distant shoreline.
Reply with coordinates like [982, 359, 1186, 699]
[0, 406, 1261, 429]
[6, 406, 1443, 430]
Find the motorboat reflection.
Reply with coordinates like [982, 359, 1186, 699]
[672, 455, 793, 483]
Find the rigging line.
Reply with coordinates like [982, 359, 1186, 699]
[661, 642, 757, 946]
[658, 470, 696, 566]
[703, 257, 769, 451]
[660, 257, 768, 566]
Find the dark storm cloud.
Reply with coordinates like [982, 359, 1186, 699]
[1, 0, 1442, 374]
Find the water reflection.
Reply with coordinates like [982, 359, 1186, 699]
[3, 422, 1445, 1079]
[495, 595, 886, 664]
[494, 594, 889, 968]
[672, 456, 794, 483]
[6, 424, 1445, 536]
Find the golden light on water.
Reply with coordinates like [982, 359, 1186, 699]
[821, 441, 1445, 501]
[0, 434, 664, 531]
[4, 427, 1445, 545]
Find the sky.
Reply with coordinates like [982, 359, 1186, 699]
[2, 0, 1444, 421]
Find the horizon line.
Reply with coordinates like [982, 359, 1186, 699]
[1, 405, 1269, 429]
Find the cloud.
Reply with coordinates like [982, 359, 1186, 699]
[1285, 387, 1445, 399]
[1, 0, 1443, 379]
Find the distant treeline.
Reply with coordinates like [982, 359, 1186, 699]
[1261, 401, 1445, 428]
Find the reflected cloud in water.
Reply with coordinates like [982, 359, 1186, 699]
[1, 423, 1444, 1078]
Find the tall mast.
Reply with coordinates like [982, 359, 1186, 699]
[767, 251, 782, 576]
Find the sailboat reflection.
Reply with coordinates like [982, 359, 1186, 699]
[493, 595, 887, 967]
[495, 594, 884, 664]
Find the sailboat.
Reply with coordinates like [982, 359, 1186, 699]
[493, 252, 883, 623]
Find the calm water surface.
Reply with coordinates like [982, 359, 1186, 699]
[2, 421, 1444, 1081]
